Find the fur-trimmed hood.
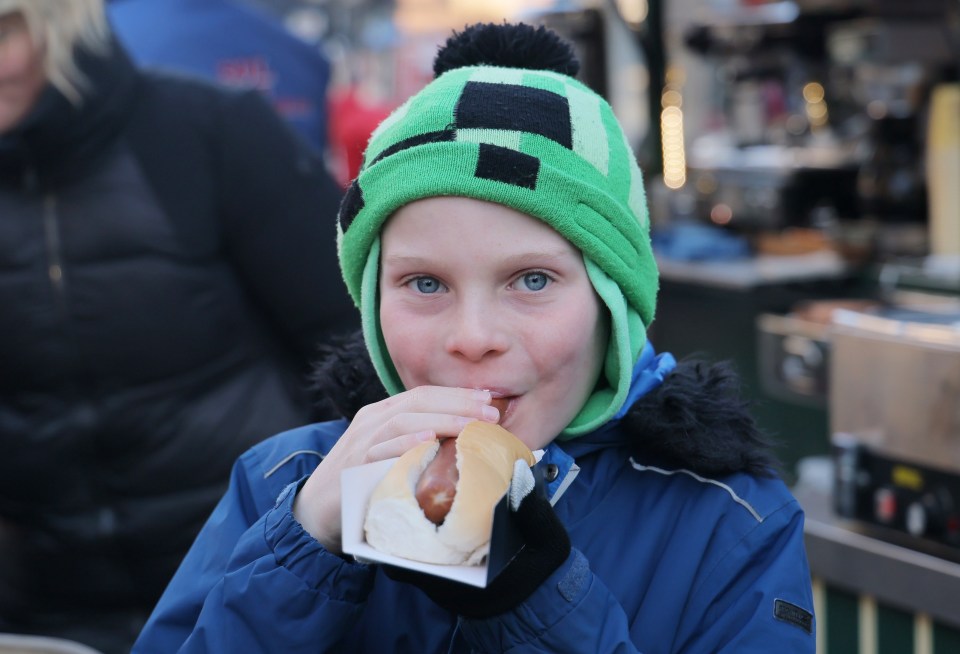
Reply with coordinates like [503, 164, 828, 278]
[311, 332, 781, 479]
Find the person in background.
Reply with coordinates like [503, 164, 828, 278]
[133, 22, 816, 653]
[0, 1, 356, 652]
[327, 45, 397, 188]
[107, 0, 332, 156]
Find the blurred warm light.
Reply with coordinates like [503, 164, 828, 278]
[661, 104, 686, 189]
[665, 66, 686, 87]
[802, 82, 825, 103]
[805, 99, 828, 128]
[661, 66, 687, 189]
[807, 103, 827, 119]
[661, 89, 682, 109]
[802, 81, 829, 131]
[616, 0, 648, 27]
[710, 203, 733, 225]
[394, 0, 555, 34]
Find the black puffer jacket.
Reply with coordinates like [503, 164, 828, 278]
[0, 37, 356, 635]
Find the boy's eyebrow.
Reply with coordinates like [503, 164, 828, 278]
[383, 249, 576, 269]
[495, 250, 577, 269]
[380, 254, 435, 270]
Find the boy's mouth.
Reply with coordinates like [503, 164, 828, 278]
[489, 395, 515, 424]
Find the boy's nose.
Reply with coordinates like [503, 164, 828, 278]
[444, 297, 508, 362]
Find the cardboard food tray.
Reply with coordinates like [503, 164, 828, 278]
[341, 452, 543, 588]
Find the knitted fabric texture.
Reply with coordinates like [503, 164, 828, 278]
[337, 64, 658, 437]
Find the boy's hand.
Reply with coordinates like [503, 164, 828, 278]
[385, 461, 571, 618]
[293, 386, 499, 553]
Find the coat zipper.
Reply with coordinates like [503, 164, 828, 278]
[42, 192, 67, 308]
[34, 176, 113, 535]
[40, 189, 112, 534]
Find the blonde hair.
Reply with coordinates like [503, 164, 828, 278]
[0, 0, 109, 103]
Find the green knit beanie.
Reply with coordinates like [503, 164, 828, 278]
[337, 23, 659, 438]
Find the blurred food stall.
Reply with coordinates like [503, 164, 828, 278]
[642, 1, 960, 651]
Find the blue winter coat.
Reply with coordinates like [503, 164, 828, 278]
[133, 344, 816, 653]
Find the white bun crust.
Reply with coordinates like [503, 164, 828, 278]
[363, 421, 536, 564]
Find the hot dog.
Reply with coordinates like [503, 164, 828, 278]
[413, 397, 508, 524]
[415, 438, 459, 525]
[364, 421, 535, 565]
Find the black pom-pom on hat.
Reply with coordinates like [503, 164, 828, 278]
[433, 22, 580, 79]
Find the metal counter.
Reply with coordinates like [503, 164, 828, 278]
[797, 487, 960, 630]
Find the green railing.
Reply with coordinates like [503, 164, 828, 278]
[815, 581, 960, 654]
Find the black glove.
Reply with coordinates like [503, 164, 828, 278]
[385, 461, 571, 619]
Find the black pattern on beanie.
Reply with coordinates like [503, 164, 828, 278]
[337, 180, 364, 233]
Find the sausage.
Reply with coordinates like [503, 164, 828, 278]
[415, 438, 459, 525]
[490, 397, 509, 422]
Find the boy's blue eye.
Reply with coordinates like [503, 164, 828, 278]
[414, 277, 441, 294]
[521, 272, 549, 291]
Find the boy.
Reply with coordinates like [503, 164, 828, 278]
[134, 22, 815, 653]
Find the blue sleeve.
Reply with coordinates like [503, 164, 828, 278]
[132, 456, 376, 653]
[673, 501, 815, 653]
[460, 503, 814, 653]
[458, 549, 642, 653]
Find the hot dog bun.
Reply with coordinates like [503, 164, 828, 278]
[363, 421, 536, 565]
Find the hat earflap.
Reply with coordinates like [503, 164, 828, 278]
[360, 238, 404, 397]
[559, 256, 646, 438]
